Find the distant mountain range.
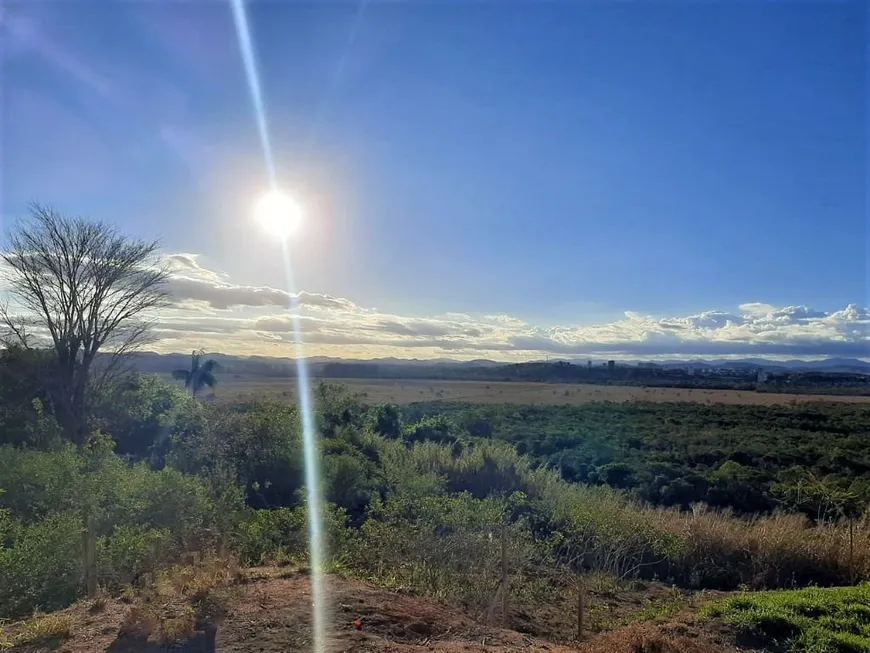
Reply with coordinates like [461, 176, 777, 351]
[129, 352, 870, 377]
[643, 357, 870, 374]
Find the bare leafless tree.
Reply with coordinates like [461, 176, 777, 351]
[1, 204, 169, 445]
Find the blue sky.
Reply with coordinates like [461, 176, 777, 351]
[0, 1, 867, 360]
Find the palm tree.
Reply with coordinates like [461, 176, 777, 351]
[172, 350, 219, 399]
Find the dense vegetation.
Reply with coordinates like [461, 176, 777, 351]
[402, 402, 870, 518]
[3, 355, 870, 620]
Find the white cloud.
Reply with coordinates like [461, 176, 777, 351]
[162, 255, 359, 312]
[6, 252, 867, 360]
[739, 302, 778, 315]
[150, 259, 870, 359]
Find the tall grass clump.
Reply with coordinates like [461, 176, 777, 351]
[371, 433, 870, 592]
[649, 505, 870, 589]
[352, 492, 536, 610]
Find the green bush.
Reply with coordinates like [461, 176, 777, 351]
[91, 375, 199, 462]
[97, 525, 173, 587]
[235, 505, 354, 566]
[0, 445, 84, 521]
[0, 445, 231, 618]
[323, 453, 380, 521]
[168, 399, 304, 509]
[0, 346, 57, 449]
[0, 444, 224, 543]
[367, 404, 402, 440]
[352, 493, 535, 607]
[0, 512, 82, 617]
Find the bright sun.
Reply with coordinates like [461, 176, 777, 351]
[255, 190, 303, 238]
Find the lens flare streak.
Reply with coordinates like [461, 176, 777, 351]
[282, 241, 326, 653]
[229, 0, 276, 188]
[228, 1, 326, 651]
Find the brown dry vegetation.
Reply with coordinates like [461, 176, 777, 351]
[0, 568, 746, 653]
[202, 376, 870, 406]
[536, 481, 870, 590]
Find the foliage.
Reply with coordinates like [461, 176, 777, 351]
[366, 403, 402, 440]
[234, 504, 354, 566]
[0, 443, 224, 540]
[401, 401, 870, 517]
[323, 453, 381, 522]
[0, 444, 229, 618]
[168, 398, 304, 509]
[0, 512, 83, 617]
[0, 345, 57, 448]
[97, 525, 173, 587]
[703, 584, 870, 652]
[353, 493, 535, 608]
[171, 350, 220, 399]
[4, 375, 870, 621]
[1, 205, 169, 445]
[90, 374, 198, 463]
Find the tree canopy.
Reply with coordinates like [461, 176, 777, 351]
[172, 350, 219, 398]
[1, 204, 169, 444]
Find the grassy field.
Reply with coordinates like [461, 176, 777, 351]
[703, 584, 870, 652]
[189, 375, 870, 406]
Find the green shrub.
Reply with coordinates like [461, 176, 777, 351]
[353, 493, 535, 607]
[0, 445, 84, 521]
[96, 525, 173, 588]
[0, 513, 82, 618]
[366, 404, 402, 440]
[323, 453, 380, 521]
[0, 445, 231, 617]
[91, 375, 199, 462]
[168, 399, 304, 509]
[235, 504, 354, 566]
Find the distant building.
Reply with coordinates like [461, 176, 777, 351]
[607, 360, 615, 371]
[757, 369, 768, 383]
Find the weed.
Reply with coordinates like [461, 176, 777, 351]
[703, 583, 870, 652]
[119, 585, 136, 603]
[118, 555, 240, 646]
[89, 595, 108, 613]
[0, 613, 73, 649]
[154, 604, 197, 645]
[634, 587, 688, 622]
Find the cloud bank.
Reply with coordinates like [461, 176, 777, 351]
[152, 255, 869, 361]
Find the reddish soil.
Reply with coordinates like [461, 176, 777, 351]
[6, 572, 752, 653]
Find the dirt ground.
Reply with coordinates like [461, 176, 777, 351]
[207, 375, 870, 407]
[6, 571, 752, 653]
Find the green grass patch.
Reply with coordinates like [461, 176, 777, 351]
[702, 584, 870, 652]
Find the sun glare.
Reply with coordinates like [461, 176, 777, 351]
[255, 190, 303, 238]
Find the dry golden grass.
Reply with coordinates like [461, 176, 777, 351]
[650, 505, 870, 588]
[199, 375, 870, 406]
[152, 604, 197, 646]
[542, 479, 870, 589]
[576, 620, 737, 653]
[118, 554, 241, 646]
[0, 613, 74, 650]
